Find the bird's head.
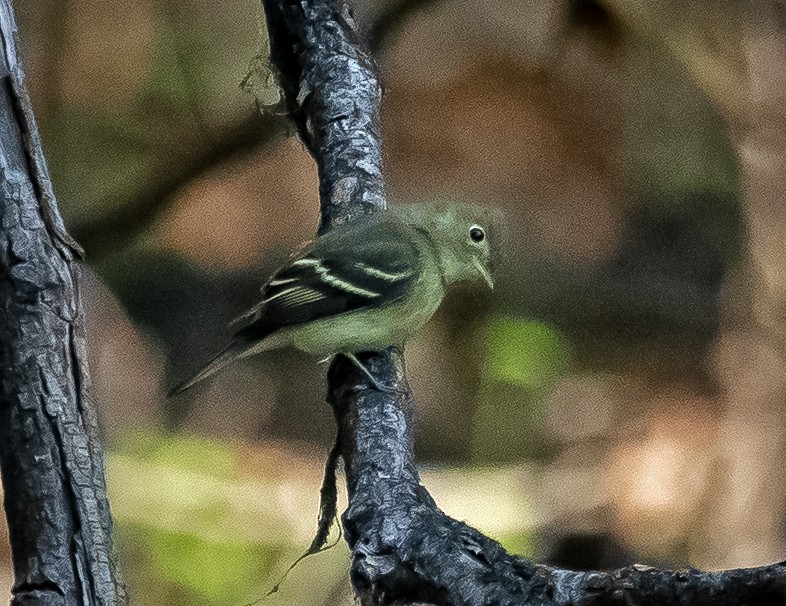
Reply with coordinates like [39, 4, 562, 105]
[392, 202, 497, 289]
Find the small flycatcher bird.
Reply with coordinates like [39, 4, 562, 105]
[169, 202, 495, 395]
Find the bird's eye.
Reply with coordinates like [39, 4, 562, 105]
[469, 225, 485, 243]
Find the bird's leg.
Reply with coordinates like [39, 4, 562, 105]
[343, 353, 395, 393]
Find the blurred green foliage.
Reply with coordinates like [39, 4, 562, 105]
[109, 431, 348, 605]
[472, 317, 570, 463]
[108, 431, 539, 605]
[485, 317, 569, 390]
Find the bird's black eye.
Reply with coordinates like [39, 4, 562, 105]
[469, 225, 485, 243]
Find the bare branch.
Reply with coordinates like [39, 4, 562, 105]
[262, 0, 385, 230]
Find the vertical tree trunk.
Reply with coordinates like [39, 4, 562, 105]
[0, 1, 126, 604]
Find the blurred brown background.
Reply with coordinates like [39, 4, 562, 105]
[3, 0, 786, 604]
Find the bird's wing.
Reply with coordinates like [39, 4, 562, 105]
[234, 220, 423, 341]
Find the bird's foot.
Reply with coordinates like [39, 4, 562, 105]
[343, 353, 396, 393]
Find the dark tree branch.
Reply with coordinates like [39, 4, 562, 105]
[74, 113, 288, 259]
[262, 0, 385, 230]
[328, 355, 786, 606]
[260, 1, 786, 604]
[0, 1, 126, 604]
[366, 0, 444, 53]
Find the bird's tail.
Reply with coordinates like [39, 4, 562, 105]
[167, 340, 251, 397]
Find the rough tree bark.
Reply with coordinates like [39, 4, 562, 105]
[0, 1, 126, 605]
[260, 0, 786, 604]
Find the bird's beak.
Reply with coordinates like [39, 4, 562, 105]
[473, 258, 494, 290]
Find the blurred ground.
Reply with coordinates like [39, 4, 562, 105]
[2, 0, 786, 603]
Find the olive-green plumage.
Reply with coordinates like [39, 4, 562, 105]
[169, 202, 495, 395]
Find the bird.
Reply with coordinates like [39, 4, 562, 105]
[168, 202, 495, 395]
